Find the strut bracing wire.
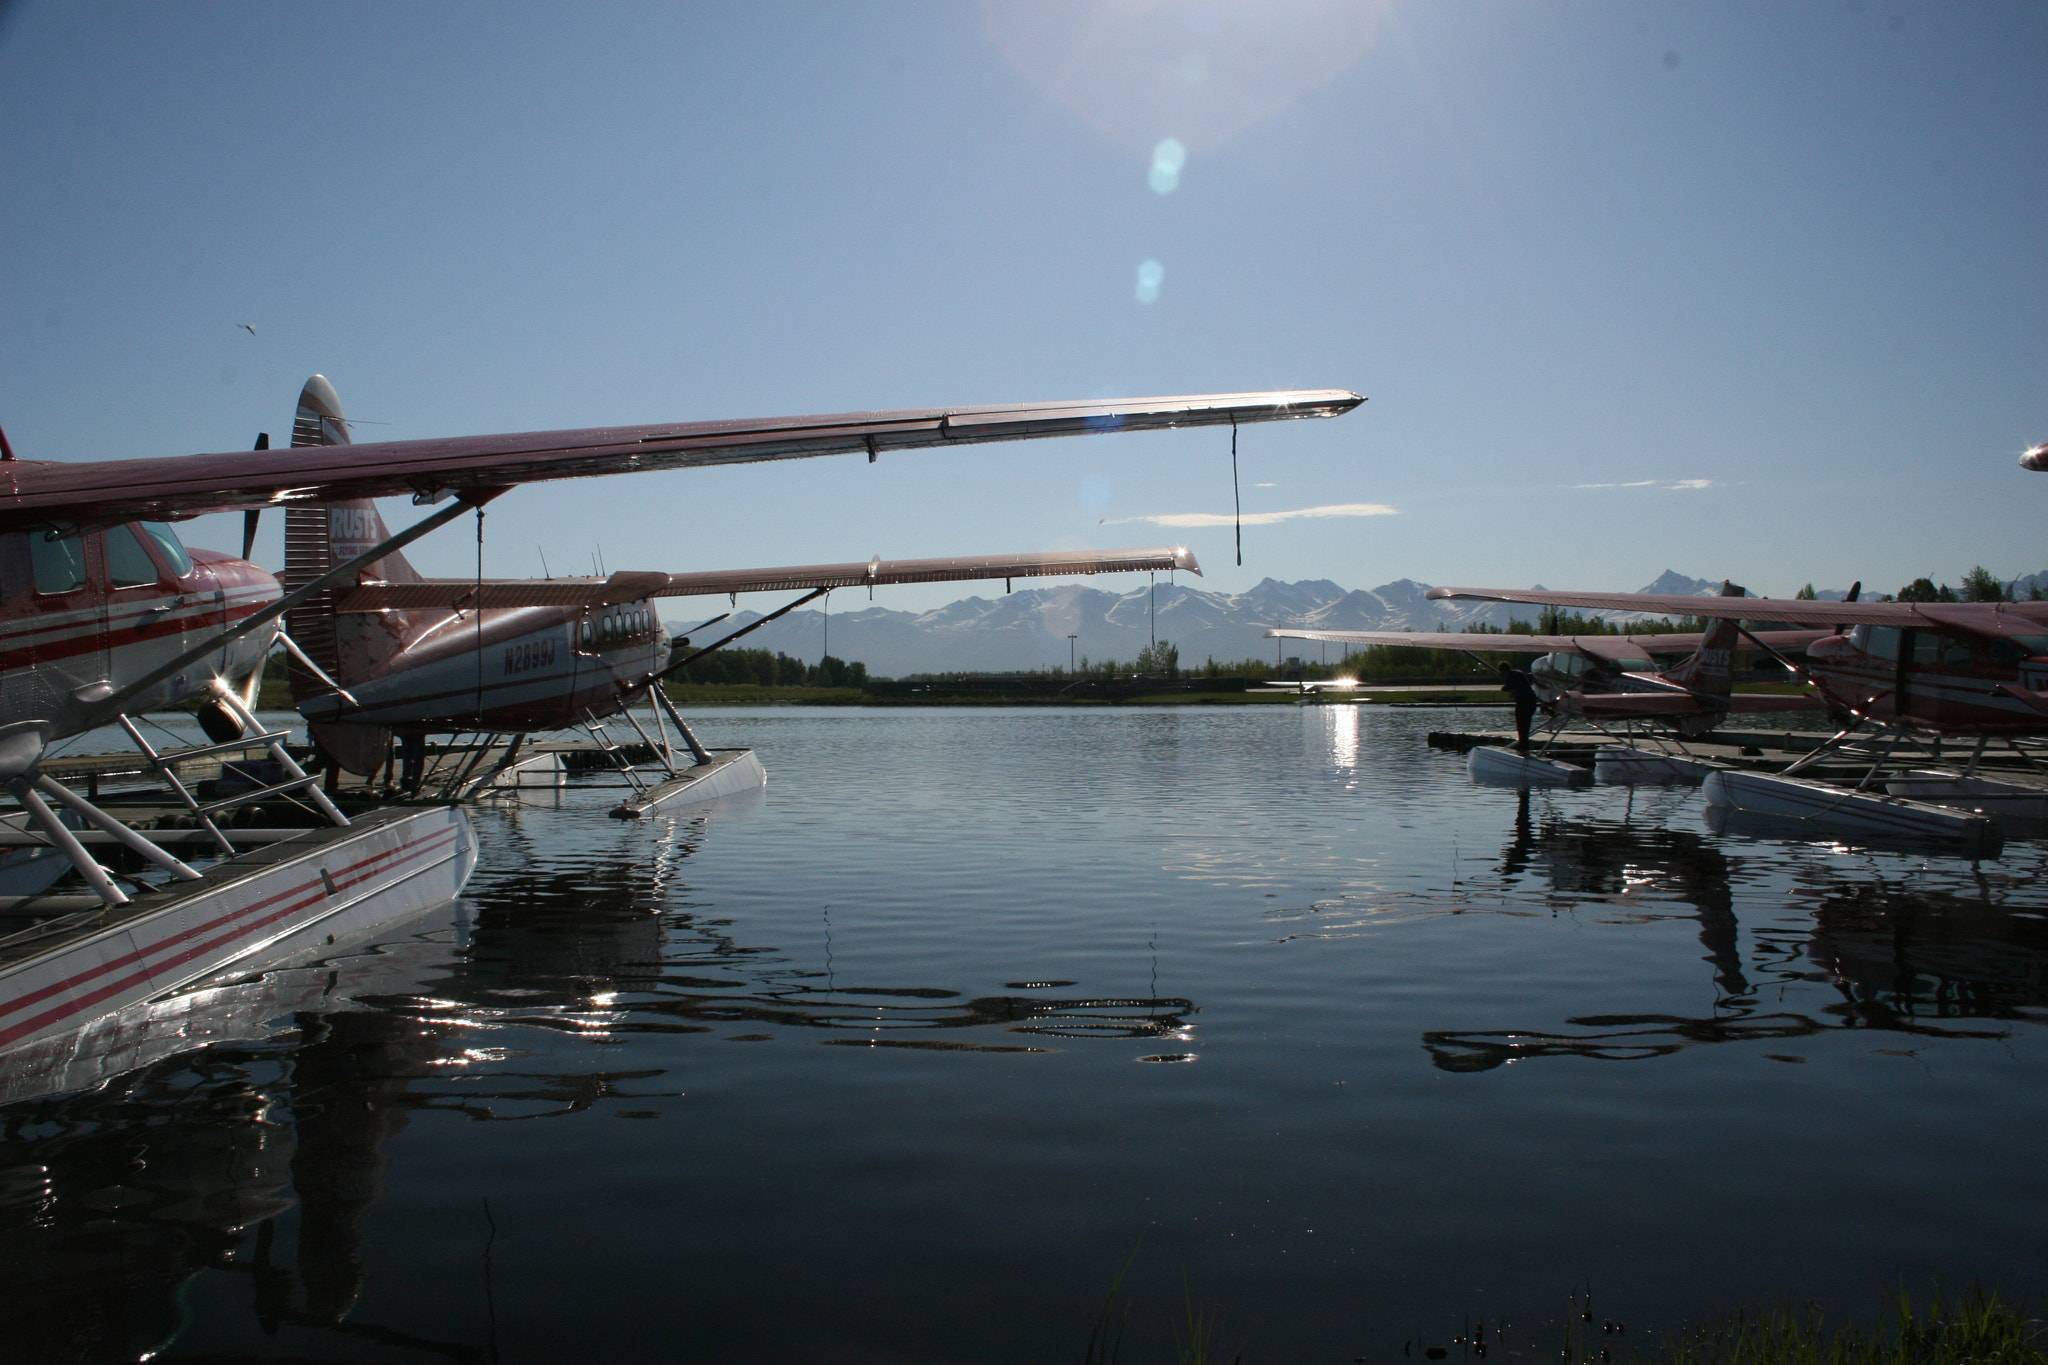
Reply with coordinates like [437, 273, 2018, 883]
[1230, 415, 1242, 567]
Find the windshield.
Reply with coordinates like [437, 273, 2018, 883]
[138, 522, 193, 578]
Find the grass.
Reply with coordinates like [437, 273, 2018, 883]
[1622, 1288, 2042, 1365]
[1075, 1283, 2036, 1365]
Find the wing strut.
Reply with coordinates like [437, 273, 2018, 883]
[1231, 416, 1242, 567]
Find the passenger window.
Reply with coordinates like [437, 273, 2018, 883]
[1864, 626, 1900, 661]
[1944, 639, 1975, 667]
[138, 522, 193, 577]
[1990, 638, 2026, 665]
[1911, 632, 1938, 666]
[105, 525, 161, 587]
[31, 533, 87, 595]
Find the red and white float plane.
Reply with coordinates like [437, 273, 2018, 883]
[1267, 583, 1826, 736]
[1419, 580, 2048, 835]
[270, 377, 1207, 786]
[0, 380, 1358, 886]
[1418, 583, 2048, 737]
[0, 379, 1356, 1060]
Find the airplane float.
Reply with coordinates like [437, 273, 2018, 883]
[1421, 581, 2048, 846]
[270, 377, 1205, 803]
[0, 379, 1362, 1064]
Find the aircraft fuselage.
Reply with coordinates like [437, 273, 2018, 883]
[0, 522, 278, 741]
[1808, 623, 2048, 735]
[298, 598, 670, 734]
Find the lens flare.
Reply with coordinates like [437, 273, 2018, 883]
[1148, 138, 1186, 194]
[1135, 258, 1164, 304]
[983, 0, 1385, 154]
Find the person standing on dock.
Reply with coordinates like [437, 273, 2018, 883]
[1498, 663, 1542, 752]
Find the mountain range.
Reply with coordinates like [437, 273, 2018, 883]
[663, 570, 1823, 678]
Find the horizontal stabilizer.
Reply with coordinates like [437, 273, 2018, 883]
[334, 546, 1200, 614]
[0, 390, 1360, 526]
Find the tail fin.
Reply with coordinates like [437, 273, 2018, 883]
[1659, 581, 1747, 698]
[281, 374, 423, 709]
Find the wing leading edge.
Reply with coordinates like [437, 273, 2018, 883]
[1264, 627, 1834, 657]
[1424, 586, 2048, 635]
[334, 546, 1201, 614]
[0, 389, 1361, 527]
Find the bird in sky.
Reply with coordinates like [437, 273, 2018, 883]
[237, 323, 255, 335]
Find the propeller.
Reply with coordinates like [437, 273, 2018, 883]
[241, 433, 269, 560]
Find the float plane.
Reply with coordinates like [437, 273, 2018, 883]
[276, 377, 1207, 791]
[1423, 580, 2048, 841]
[0, 377, 1359, 1058]
[1267, 582, 1826, 737]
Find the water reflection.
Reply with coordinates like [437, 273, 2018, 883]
[0, 1016, 491, 1363]
[0, 804, 1198, 1360]
[1423, 796, 2029, 1072]
[1326, 701, 1362, 772]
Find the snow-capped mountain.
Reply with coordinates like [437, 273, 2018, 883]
[664, 570, 1788, 678]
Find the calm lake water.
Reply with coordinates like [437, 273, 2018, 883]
[5, 705, 2048, 1364]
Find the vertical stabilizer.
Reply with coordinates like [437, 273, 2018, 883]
[1659, 581, 1746, 698]
[281, 376, 420, 774]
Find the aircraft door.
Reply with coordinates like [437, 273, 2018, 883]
[25, 530, 109, 718]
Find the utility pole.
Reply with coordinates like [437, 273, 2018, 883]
[1150, 572, 1156, 649]
[1067, 634, 1078, 675]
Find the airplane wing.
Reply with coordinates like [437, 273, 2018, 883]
[1264, 627, 1835, 656]
[1424, 586, 2048, 634]
[0, 389, 1360, 527]
[333, 546, 1199, 613]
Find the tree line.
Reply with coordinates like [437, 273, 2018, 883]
[667, 647, 867, 688]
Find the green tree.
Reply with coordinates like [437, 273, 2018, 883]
[1960, 566, 2010, 603]
[1897, 578, 1956, 604]
[1794, 583, 1818, 600]
[1134, 639, 1180, 676]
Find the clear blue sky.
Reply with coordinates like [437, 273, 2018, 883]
[3, 1, 2042, 607]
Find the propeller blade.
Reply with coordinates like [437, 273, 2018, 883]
[1833, 580, 1860, 633]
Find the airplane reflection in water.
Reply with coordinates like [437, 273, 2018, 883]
[1422, 794, 2035, 1072]
[447, 806, 1196, 1051]
[0, 813, 1195, 1362]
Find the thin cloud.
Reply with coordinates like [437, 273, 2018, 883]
[1572, 478, 1717, 491]
[1105, 501, 1399, 528]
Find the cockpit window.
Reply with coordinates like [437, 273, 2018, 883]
[105, 525, 161, 587]
[139, 522, 193, 578]
[31, 532, 87, 595]
[1989, 635, 2048, 665]
[1858, 625, 1900, 661]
